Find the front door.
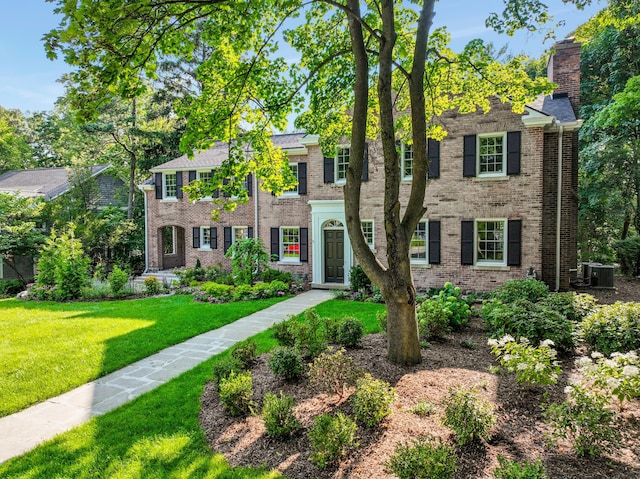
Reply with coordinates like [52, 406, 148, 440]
[324, 229, 344, 283]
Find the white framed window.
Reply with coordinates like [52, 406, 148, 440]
[282, 163, 299, 196]
[280, 226, 300, 262]
[196, 171, 213, 199]
[361, 220, 374, 249]
[232, 226, 248, 243]
[163, 226, 176, 255]
[335, 147, 350, 182]
[476, 219, 506, 265]
[200, 226, 211, 249]
[478, 133, 506, 176]
[401, 143, 413, 180]
[164, 173, 177, 198]
[410, 220, 428, 264]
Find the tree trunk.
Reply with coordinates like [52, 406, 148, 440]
[383, 282, 421, 365]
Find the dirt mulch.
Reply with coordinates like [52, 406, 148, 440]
[578, 275, 640, 304]
[199, 312, 640, 478]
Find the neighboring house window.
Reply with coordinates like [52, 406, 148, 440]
[402, 143, 413, 180]
[164, 173, 177, 198]
[361, 220, 374, 248]
[476, 220, 505, 264]
[478, 133, 506, 176]
[163, 226, 175, 255]
[336, 147, 350, 182]
[281, 227, 300, 262]
[411, 220, 428, 264]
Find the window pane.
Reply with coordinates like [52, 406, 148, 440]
[202, 227, 211, 247]
[410, 221, 427, 260]
[361, 221, 374, 247]
[285, 163, 298, 193]
[233, 227, 248, 242]
[165, 173, 177, 197]
[336, 147, 350, 181]
[403, 143, 413, 178]
[479, 135, 504, 174]
[163, 226, 175, 254]
[198, 171, 212, 183]
[477, 221, 504, 262]
[281, 227, 300, 261]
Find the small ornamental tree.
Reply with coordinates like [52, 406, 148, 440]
[225, 237, 270, 285]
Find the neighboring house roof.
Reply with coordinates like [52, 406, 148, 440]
[527, 93, 577, 123]
[0, 164, 113, 201]
[151, 133, 309, 171]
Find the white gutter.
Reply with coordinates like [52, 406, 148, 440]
[253, 170, 259, 240]
[138, 183, 152, 274]
[555, 124, 564, 291]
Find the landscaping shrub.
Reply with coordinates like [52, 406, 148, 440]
[108, 265, 128, 296]
[576, 351, 640, 404]
[537, 292, 597, 323]
[417, 299, 452, 339]
[175, 264, 226, 285]
[432, 282, 471, 329]
[351, 373, 396, 427]
[231, 342, 257, 368]
[0, 279, 23, 296]
[260, 267, 293, 285]
[212, 357, 245, 386]
[491, 278, 549, 304]
[411, 400, 436, 416]
[218, 371, 254, 416]
[261, 392, 301, 438]
[225, 237, 270, 285]
[308, 412, 358, 469]
[266, 279, 289, 296]
[544, 383, 621, 457]
[268, 347, 305, 381]
[349, 264, 371, 292]
[612, 235, 640, 276]
[293, 309, 327, 359]
[488, 336, 561, 387]
[442, 386, 496, 446]
[308, 347, 361, 398]
[580, 302, 640, 354]
[198, 282, 234, 302]
[143, 275, 161, 295]
[232, 283, 253, 301]
[335, 317, 365, 348]
[493, 455, 549, 479]
[377, 310, 387, 333]
[273, 316, 297, 347]
[385, 436, 458, 479]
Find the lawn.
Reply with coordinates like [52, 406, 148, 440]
[0, 300, 384, 479]
[0, 295, 286, 417]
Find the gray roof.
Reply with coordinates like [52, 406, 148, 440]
[0, 165, 112, 200]
[527, 94, 577, 123]
[151, 133, 308, 171]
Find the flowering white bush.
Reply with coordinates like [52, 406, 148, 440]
[576, 350, 640, 404]
[488, 335, 561, 387]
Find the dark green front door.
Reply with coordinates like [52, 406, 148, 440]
[324, 230, 344, 283]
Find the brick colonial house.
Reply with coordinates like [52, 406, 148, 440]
[139, 39, 581, 292]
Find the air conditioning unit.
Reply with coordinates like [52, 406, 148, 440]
[582, 262, 601, 285]
[590, 265, 615, 289]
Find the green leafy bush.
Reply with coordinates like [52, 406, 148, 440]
[292, 309, 327, 359]
[198, 282, 234, 302]
[266, 279, 289, 295]
[493, 455, 549, 479]
[580, 302, 640, 354]
[417, 299, 452, 339]
[212, 357, 245, 386]
[377, 310, 387, 333]
[544, 383, 621, 457]
[491, 278, 549, 304]
[411, 400, 435, 416]
[442, 386, 496, 446]
[335, 317, 365, 348]
[273, 316, 297, 347]
[231, 342, 257, 368]
[612, 236, 640, 276]
[488, 336, 561, 387]
[232, 284, 253, 301]
[218, 371, 254, 416]
[308, 347, 361, 398]
[385, 436, 457, 479]
[108, 265, 128, 296]
[260, 267, 293, 284]
[0, 279, 23, 296]
[268, 347, 305, 381]
[225, 237, 270, 285]
[537, 292, 597, 323]
[577, 351, 640, 404]
[432, 282, 471, 329]
[308, 412, 358, 469]
[349, 264, 371, 292]
[143, 275, 161, 295]
[351, 373, 396, 427]
[261, 392, 301, 438]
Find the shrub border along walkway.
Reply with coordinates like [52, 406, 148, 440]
[0, 289, 333, 464]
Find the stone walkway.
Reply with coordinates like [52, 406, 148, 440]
[0, 289, 333, 464]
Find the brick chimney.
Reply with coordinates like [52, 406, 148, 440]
[547, 38, 581, 117]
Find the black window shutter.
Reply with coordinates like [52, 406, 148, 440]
[223, 227, 232, 253]
[324, 157, 334, 183]
[298, 162, 307, 195]
[300, 227, 309, 262]
[463, 135, 476, 177]
[248, 226, 254, 238]
[428, 220, 441, 264]
[507, 131, 521, 176]
[361, 143, 369, 181]
[211, 227, 218, 249]
[270, 228, 280, 261]
[155, 173, 162, 199]
[176, 171, 183, 198]
[223, 178, 230, 197]
[192, 227, 200, 248]
[461, 220, 474, 265]
[507, 219, 522, 266]
[428, 139, 440, 179]
[246, 173, 253, 197]
[212, 169, 220, 198]
[188, 170, 196, 183]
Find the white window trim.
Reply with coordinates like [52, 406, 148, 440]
[280, 226, 301, 263]
[475, 218, 507, 266]
[410, 220, 429, 265]
[477, 132, 507, 178]
[334, 145, 350, 185]
[361, 220, 374, 249]
[401, 142, 413, 181]
[232, 226, 248, 243]
[281, 162, 300, 197]
[196, 170, 213, 201]
[198, 226, 212, 250]
[163, 172, 178, 199]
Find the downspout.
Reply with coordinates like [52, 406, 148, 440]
[253, 170, 259, 239]
[555, 123, 564, 291]
[143, 188, 149, 274]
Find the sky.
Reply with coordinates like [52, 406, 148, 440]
[0, 0, 605, 114]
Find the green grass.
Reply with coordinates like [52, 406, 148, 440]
[0, 299, 384, 479]
[0, 295, 285, 417]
